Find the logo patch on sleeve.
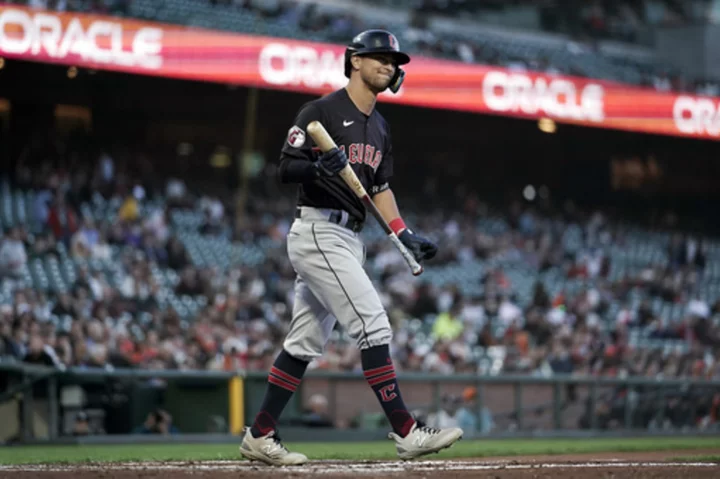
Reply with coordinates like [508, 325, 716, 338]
[287, 126, 306, 148]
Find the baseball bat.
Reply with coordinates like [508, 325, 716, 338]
[306, 120, 423, 276]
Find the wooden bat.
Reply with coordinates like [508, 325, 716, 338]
[306, 120, 423, 276]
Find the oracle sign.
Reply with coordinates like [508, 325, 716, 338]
[0, 8, 163, 69]
[673, 96, 720, 137]
[259, 43, 345, 89]
[482, 71, 605, 122]
[1, 5, 718, 141]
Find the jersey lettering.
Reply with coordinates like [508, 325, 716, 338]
[363, 145, 375, 167]
[349, 143, 362, 164]
[280, 89, 393, 218]
[344, 143, 382, 169]
[371, 150, 382, 169]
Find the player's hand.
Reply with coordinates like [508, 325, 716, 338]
[314, 148, 348, 177]
[398, 229, 438, 262]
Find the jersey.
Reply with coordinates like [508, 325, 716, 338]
[279, 88, 394, 222]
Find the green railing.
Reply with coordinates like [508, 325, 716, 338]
[2, 360, 719, 443]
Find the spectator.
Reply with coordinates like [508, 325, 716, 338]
[29, 230, 60, 260]
[297, 394, 334, 428]
[548, 336, 575, 375]
[0, 310, 21, 358]
[498, 295, 523, 327]
[70, 219, 100, 259]
[47, 195, 80, 245]
[426, 394, 460, 429]
[73, 266, 103, 301]
[455, 386, 495, 435]
[531, 281, 551, 309]
[23, 334, 61, 367]
[432, 302, 464, 341]
[52, 292, 75, 317]
[98, 151, 115, 189]
[167, 237, 190, 270]
[33, 183, 53, 225]
[71, 411, 91, 436]
[118, 191, 140, 223]
[144, 208, 170, 245]
[133, 409, 180, 435]
[120, 264, 153, 302]
[175, 267, 204, 297]
[54, 332, 74, 365]
[409, 281, 439, 318]
[28, 0, 49, 9]
[166, 178, 188, 208]
[0, 227, 28, 280]
[91, 229, 112, 261]
[143, 233, 168, 265]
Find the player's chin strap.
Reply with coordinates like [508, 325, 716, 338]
[389, 68, 405, 94]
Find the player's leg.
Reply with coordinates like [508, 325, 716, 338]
[289, 221, 462, 456]
[249, 275, 334, 437]
[241, 276, 335, 466]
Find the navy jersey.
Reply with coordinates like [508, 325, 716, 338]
[279, 88, 394, 221]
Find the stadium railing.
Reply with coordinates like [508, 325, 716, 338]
[1, 361, 718, 444]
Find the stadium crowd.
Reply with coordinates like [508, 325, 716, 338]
[2, 0, 719, 438]
[13, 0, 720, 96]
[1, 127, 720, 394]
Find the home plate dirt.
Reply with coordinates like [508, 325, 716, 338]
[1, 452, 718, 478]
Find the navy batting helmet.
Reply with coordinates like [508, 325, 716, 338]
[344, 29, 410, 94]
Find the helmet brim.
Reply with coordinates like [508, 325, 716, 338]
[354, 50, 410, 66]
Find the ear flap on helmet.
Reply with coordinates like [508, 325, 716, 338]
[389, 67, 405, 94]
[343, 49, 355, 78]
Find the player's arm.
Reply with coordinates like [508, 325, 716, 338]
[373, 188, 402, 229]
[370, 135, 405, 231]
[278, 104, 322, 183]
[371, 139, 437, 262]
[278, 105, 347, 183]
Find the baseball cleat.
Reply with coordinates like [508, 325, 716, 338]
[388, 422, 464, 460]
[239, 427, 308, 466]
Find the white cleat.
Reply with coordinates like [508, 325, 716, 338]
[388, 422, 463, 460]
[239, 428, 308, 466]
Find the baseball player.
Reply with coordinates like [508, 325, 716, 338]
[240, 29, 463, 466]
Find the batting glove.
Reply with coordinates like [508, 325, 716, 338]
[399, 229, 438, 262]
[314, 148, 348, 177]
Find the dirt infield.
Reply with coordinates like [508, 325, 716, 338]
[1, 451, 718, 479]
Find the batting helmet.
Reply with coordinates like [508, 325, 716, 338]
[344, 29, 410, 94]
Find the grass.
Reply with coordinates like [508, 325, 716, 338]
[1, 437, 719, 465]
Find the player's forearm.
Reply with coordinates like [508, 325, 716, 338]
[278, 158, 319, 184]
[373, 188, 402, 226]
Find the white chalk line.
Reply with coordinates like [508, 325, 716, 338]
[0, 460, 717, 474]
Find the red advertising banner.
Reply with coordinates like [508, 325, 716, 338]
[0, 5, 718, 140]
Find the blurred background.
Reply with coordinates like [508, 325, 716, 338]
[1, 0, 720, 443]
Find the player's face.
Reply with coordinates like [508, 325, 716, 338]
[357, 54, 397, 93]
